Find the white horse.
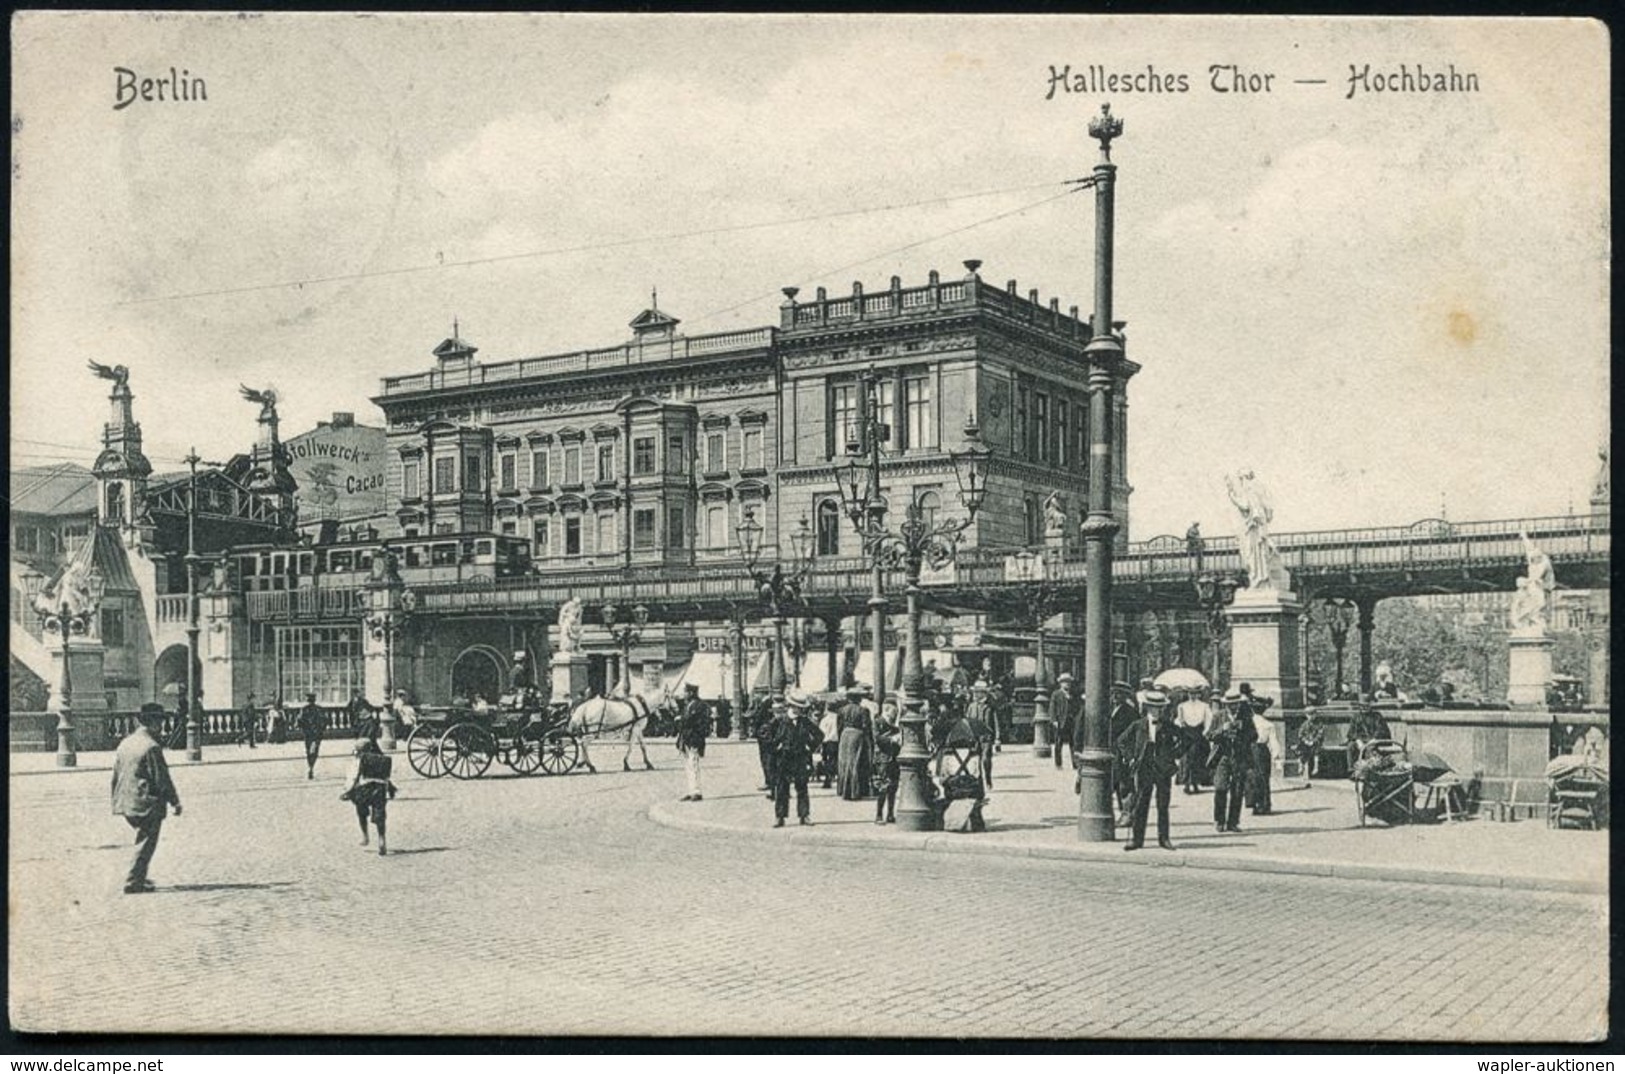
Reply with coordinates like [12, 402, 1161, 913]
[569, 694, 657, 773]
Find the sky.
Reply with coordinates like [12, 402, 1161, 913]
[10, 14, 1610, 540]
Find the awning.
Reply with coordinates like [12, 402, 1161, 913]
[669, 651, 732, 700]
[797, 651, 834, 693]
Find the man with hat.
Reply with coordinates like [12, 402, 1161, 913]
[963, 679, 997, 788]
[1109, 681, 1141, 826]
[1134, 677, 1156, 711]
[1207, 687, 1259, 833]
[296, 691, 329, 780]
[675, 682, 711, 802]
[768, 689, 824, 827]
[1114, 688, 1186, 851]
[111, 703, 183, 893]
[1052, 672, 1080, 772]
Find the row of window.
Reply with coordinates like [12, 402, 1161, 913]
[401, 429, 770, 500]
[827, 371, 935, 457]
[1012, 381, 1127, 480]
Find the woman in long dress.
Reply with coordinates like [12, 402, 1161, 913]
[835, 690, 873, 800]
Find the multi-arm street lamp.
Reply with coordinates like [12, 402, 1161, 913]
[365, 543, 409, 750]
[836, 381, 993, 831]
[1192, 570, 1240, 687]
[836, 368, 894, 705]
[736, 508, 815, 698]
[1326, 600, 1356, 701]
[33, 561, 107, 768]
[601, 602, 650, 697]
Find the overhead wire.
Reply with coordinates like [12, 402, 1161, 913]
[109, 178, 1075, 309]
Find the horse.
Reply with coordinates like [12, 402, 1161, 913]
[568, 694, 657, 773]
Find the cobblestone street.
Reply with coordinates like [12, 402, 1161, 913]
[9, 742, 1608, 1040]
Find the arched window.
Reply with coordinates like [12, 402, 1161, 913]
[916, 490, 941, 531]
[816, 499, 841, 557]
[1023, 496, 1039, 546]
[105, 482, 125, 522]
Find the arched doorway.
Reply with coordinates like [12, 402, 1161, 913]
[450, 646, 505, 704]
[154, 644, 190, 707]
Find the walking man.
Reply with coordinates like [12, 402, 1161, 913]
[1207, 688, 1258, 833]
[676, 682, 710, 802]
[296, 692, 328, 780]
[769, 688, 823, 827]
[237, 692, 259, 749]
[964, 680, 997, 788]
[1116, 688, 1186, 851]
[111, 703, 182, 894]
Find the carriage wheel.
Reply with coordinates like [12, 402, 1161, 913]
[441, 723, 496, 780]
[405, 725, 447, 779]
[537, 729, 580, 776]
[506, 722, 548, 776]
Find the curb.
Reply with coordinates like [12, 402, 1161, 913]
[11, 746, 325, 777]
[646, 801, 1605, 896]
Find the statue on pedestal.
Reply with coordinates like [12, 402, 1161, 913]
[1509, 530, 1556, 635]
[557, 597, 584, 654]
[1043, 492, 1066, 538]
[1226, 469, 1287, 591]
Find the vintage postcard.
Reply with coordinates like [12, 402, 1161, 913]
[8, 13, 1609, 1044]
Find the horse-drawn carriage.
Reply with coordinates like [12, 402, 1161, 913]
[404, 691, 581, 780]
[403, 689, 667, 780]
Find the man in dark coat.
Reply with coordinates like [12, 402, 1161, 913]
[769, 689, 824, 827]
[1052, 672, 1080, 770]
[296, 692, 328, 780]
[1115, 689, 1187, 851]
[111, 704, 183, 894]
[1207, 688, 1259, 833]
[237, 692, 259, 749]
[748, 689, 776, 795]
[676, 683, 711, 802]
[1109, 682, 1141, 827]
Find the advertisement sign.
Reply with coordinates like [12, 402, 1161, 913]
[285, 420, 389, 523]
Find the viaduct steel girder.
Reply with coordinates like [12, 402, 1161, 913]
[280, 514, 1605, 626]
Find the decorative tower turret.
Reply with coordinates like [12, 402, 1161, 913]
[239, 384, 299, 533]
[86, 360, 154, 547]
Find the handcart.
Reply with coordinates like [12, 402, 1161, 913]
[1352, 739, 1415, 827]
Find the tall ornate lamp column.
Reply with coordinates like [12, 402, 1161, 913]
[34, 563, 107, 767]
[601, 602, 649, 697]
[365, 543, 408, 750]
[1078, 103, 1126, 842]
[736, 509, 815, 699]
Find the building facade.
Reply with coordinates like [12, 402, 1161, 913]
[341, 264, 1134, 706]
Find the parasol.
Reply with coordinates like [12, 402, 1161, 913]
[1153, 668, 1209, 691]
[1408, 750, 1453, 784]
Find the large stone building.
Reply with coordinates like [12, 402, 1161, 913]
[335, 264, 1134, 704]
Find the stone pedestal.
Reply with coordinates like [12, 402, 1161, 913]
[47, 639, 110, 714]
[550, 652, 588, 706]
[1224, 588, 1304, 710]
[1225, 587, 1305, 780]
[1507, 632, 1555, 707]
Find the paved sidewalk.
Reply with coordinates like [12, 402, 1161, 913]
[649, 746, 1608, 894]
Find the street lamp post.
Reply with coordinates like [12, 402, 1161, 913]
[1021, 580, 1063, 758]
[33, 563, 106, 768]
[1327, 601, 1355, 701]
[1192, 571, 1239, 688]
[184, 449, 204, 762]
[837, 394, 992, 832]
[601, 602, 650, 697]
[736, 508, 815, 698]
